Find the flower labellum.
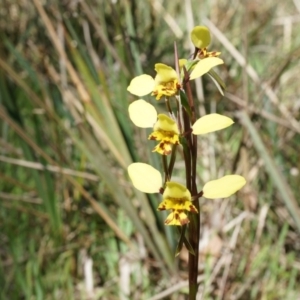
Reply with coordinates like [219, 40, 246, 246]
[149, 114, 180, 155]
[152, 64, 180, 100]
[158, 182, 198, 226]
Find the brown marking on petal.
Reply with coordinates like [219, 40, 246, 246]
[159, 142, 172, 155]
[149, 136, 157, 140]
[164, 218, 171, 225]
[189, 205, 198, 213]
[164, 212, 175, 224]
[160, 142, 171, 155]
[164, 218, 180, 226]
[163, 149, 172, 155]
[198, 49, 204, 55]
[180, 217, 190, 226]
[158, 205, 166, 211]
[197, 47, 222, 59]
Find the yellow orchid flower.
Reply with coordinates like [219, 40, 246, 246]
[149, 114, 180, 155]
[190, 26, 221, 58]
[152, 64, 180, 100]
[158, 182, 198, 226]
[128, 100, 180, 155]
[127, 163, 246, 225]
[189, 26, 224, 80]
[127, 63, 180, 100]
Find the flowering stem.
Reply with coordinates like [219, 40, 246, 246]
[183, 68, 200, 300]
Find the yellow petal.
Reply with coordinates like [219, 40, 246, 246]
[128, 163, 162, 193]
[164, 211, 189, 226]
[152, 141, 173, 155]
[128, 100, 157, 128]
[127, 74, 155, 96]
[179, 59, 187, 69]
[154, 63, 178, 84]
[190, 57, 224, 80]
[190, 26, 211, 48]
[163, 182, 191, 201]
[203, 175, 246, 199]
[158, 199, 198, 212]
[192, 114, 234, 135]
[154, 114, 179, 134]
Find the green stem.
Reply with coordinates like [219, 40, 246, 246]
[175, 225, 195, 256]
[162, 155, 169, 183]
[165, 97, 173, 115]
[168, 144, 177, 177]
[176, 96, 183, 134]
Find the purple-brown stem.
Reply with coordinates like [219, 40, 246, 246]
[183, 67, 200, 300]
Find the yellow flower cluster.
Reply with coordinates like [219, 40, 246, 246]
[127, 26, 246, 226]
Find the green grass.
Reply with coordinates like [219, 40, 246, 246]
[1, 0, 300, 299]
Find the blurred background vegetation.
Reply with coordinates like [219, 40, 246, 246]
[1, 0, 300, 299]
